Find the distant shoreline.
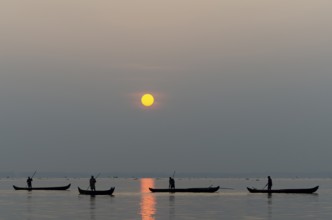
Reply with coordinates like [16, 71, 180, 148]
[0, 171, 331, 179]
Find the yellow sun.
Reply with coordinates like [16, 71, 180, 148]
[141, 93, 154, 107]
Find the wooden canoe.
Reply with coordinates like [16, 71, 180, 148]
[78, 187, 115, 195]
[247, 186, 319, 194]
[13, 184, 71, 191]
[149, 186, 220, 193]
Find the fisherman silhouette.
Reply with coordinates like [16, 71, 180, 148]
[90, 176, 96, 191]
[265, 176, 272, 190]
[27, 177, 33, 188]
[169, 177, 175, 189]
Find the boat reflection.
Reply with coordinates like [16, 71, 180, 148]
[169, 194, 175, 218]
[140, 178, 156, 220]
[89, 196, 96, 220]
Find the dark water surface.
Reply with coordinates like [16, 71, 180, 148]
[0, 178, 331, 219]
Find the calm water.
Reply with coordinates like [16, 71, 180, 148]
[0, 178, 331, 219]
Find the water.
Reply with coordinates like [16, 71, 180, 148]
[0, 177, 331, 219]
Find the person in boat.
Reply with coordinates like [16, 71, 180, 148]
[169, 177, 175, 189]
[265, 176, 272, 190]
[90, 176, 96, 191]
[27, 176, 33, 188]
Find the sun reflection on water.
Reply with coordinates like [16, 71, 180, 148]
[140, 178, 156, 220]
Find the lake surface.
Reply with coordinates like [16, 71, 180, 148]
[0, 177, 331, 219]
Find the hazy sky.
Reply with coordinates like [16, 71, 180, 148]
[1, 0, 332, 175]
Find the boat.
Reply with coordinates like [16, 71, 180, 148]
[78, 187, 115, 195]
[13, 184, 71, 191]
[247, 186, 319, 194]
[149, 186, 220, 193]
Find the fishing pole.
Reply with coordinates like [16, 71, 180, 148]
[31, 171, 37, 179]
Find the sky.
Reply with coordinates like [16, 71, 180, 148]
[0, 0, 332, 176]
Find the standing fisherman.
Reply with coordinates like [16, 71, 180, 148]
[169, 177, 175, 189]
[90, 176, 96, 191]
[265, 176, 272, 190]
[27, 176, 33, 188]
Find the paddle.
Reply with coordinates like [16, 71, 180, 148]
[87, 173, 101, 190]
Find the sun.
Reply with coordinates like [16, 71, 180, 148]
[141, 93, 154, 107]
